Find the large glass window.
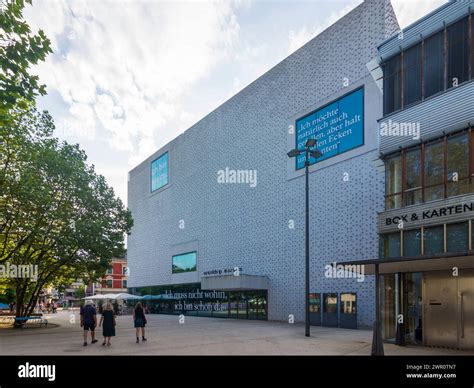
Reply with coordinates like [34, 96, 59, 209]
[383, 54, 402, 115]
[446, 222, 469, 253]
[385, 155, 402, 210]
[424, 30, 445, 98]
[472, 16, 474, 79]
[447, 133, 470, 196]
[404, 149, 422, 206]
[385, 129, 473, 209]
[423, 226, 444, 255]
[172, 251, 197, 274]
[151, 152, 169, 192]
[403, 44, 422, 106]
[424, 140, 445, 201]
[381, 274, 396, 340]
[403, 229, 422, 257]
[380, 232, 401, 259]
[383, 16, 474, 113]
[447, 18, 469, 87]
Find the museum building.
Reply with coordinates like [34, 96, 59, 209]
[127, 0, 474, 349]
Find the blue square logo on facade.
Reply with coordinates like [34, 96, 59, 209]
[295, 87, 364, 170]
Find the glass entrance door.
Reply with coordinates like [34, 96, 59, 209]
[458, 270, 474, 350]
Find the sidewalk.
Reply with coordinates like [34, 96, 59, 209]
[0, 311, 472, 356]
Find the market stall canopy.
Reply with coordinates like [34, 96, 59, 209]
[109, 293, 142, 300]
[83, 295, 109, 300]
[83, 293, 141, 300]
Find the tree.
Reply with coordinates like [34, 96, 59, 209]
[75, 285, 86, 301]
[0, 107, 133, 323]
[0, 0, 52, 125]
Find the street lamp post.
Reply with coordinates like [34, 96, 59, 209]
[287, 138, 322, 337]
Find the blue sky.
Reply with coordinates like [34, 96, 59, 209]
[25, 0, 447, 203]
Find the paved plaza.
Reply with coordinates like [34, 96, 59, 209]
[0, 311, 472, 356]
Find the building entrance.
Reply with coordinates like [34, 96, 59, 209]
[423, 270, 474, 350]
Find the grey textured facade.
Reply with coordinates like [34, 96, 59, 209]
[127, 0, 400, 327]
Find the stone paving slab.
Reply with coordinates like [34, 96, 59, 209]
[0, 311, 472, 356]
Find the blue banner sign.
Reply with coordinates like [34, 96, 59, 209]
[295, 87, 364, 170]
[151, 152, 169, 192]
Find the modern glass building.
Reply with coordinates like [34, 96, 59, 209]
[371, 0, 474, 350]
[127, 0, 474, 348]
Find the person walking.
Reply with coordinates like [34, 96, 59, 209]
[99, 303, 116, 346]
[80, 300, 98, 346]
[133, 302, 147, 343]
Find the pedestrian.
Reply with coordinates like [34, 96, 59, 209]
[133, 302, 147, 343]
[80, 300, 98, 346]
[99, 303, 116, 346]
[9, 302, 14, 314]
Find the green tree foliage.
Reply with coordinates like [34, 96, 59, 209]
[0, 107, 133, 322]
[0, 0, 52, 124]
[0, 0, 133, 324]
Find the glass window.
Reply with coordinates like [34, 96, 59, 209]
[340, 293, 356, 314]
[404, 149, 422, 206]
[424, 140, 445, 201]
[385, 154, 402, 210]
[447, 133, 470, 197]
[172, 251, 197, 274]
[122, 280, 127, 288]
[247, 292, 258, 319]
[106, 280, 113, 288]
[472, 16, 474, 80]
[403, 229, 422, 257]
[446, 222, 469, 253]
[403, 44, 422, 106]
[151, 152, 169, 192]
[424, 31, 445, 98]
[380, 232, 401, 259]
[447, 18, 469, 87]
[384, 54, 402, 115]
[229, 292, 238, 318]
[386, 155, 402, 194]
[423, 226, 444, 255]
[106, 268, 113, 275]
[323, 293, 338, 314]
[257, 292, 267, 320]
[381, 274, 396, 340]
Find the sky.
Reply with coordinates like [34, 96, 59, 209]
[24, 0, 448, 203]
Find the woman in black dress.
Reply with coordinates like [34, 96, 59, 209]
[133, 302, 147, 343]
[99, 303, 116, 346]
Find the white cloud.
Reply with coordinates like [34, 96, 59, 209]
[55, 102, 96, 141]
[391, 0, 448, 29]
[25, 0, 242, 167]
[287, 0, 363, 54]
